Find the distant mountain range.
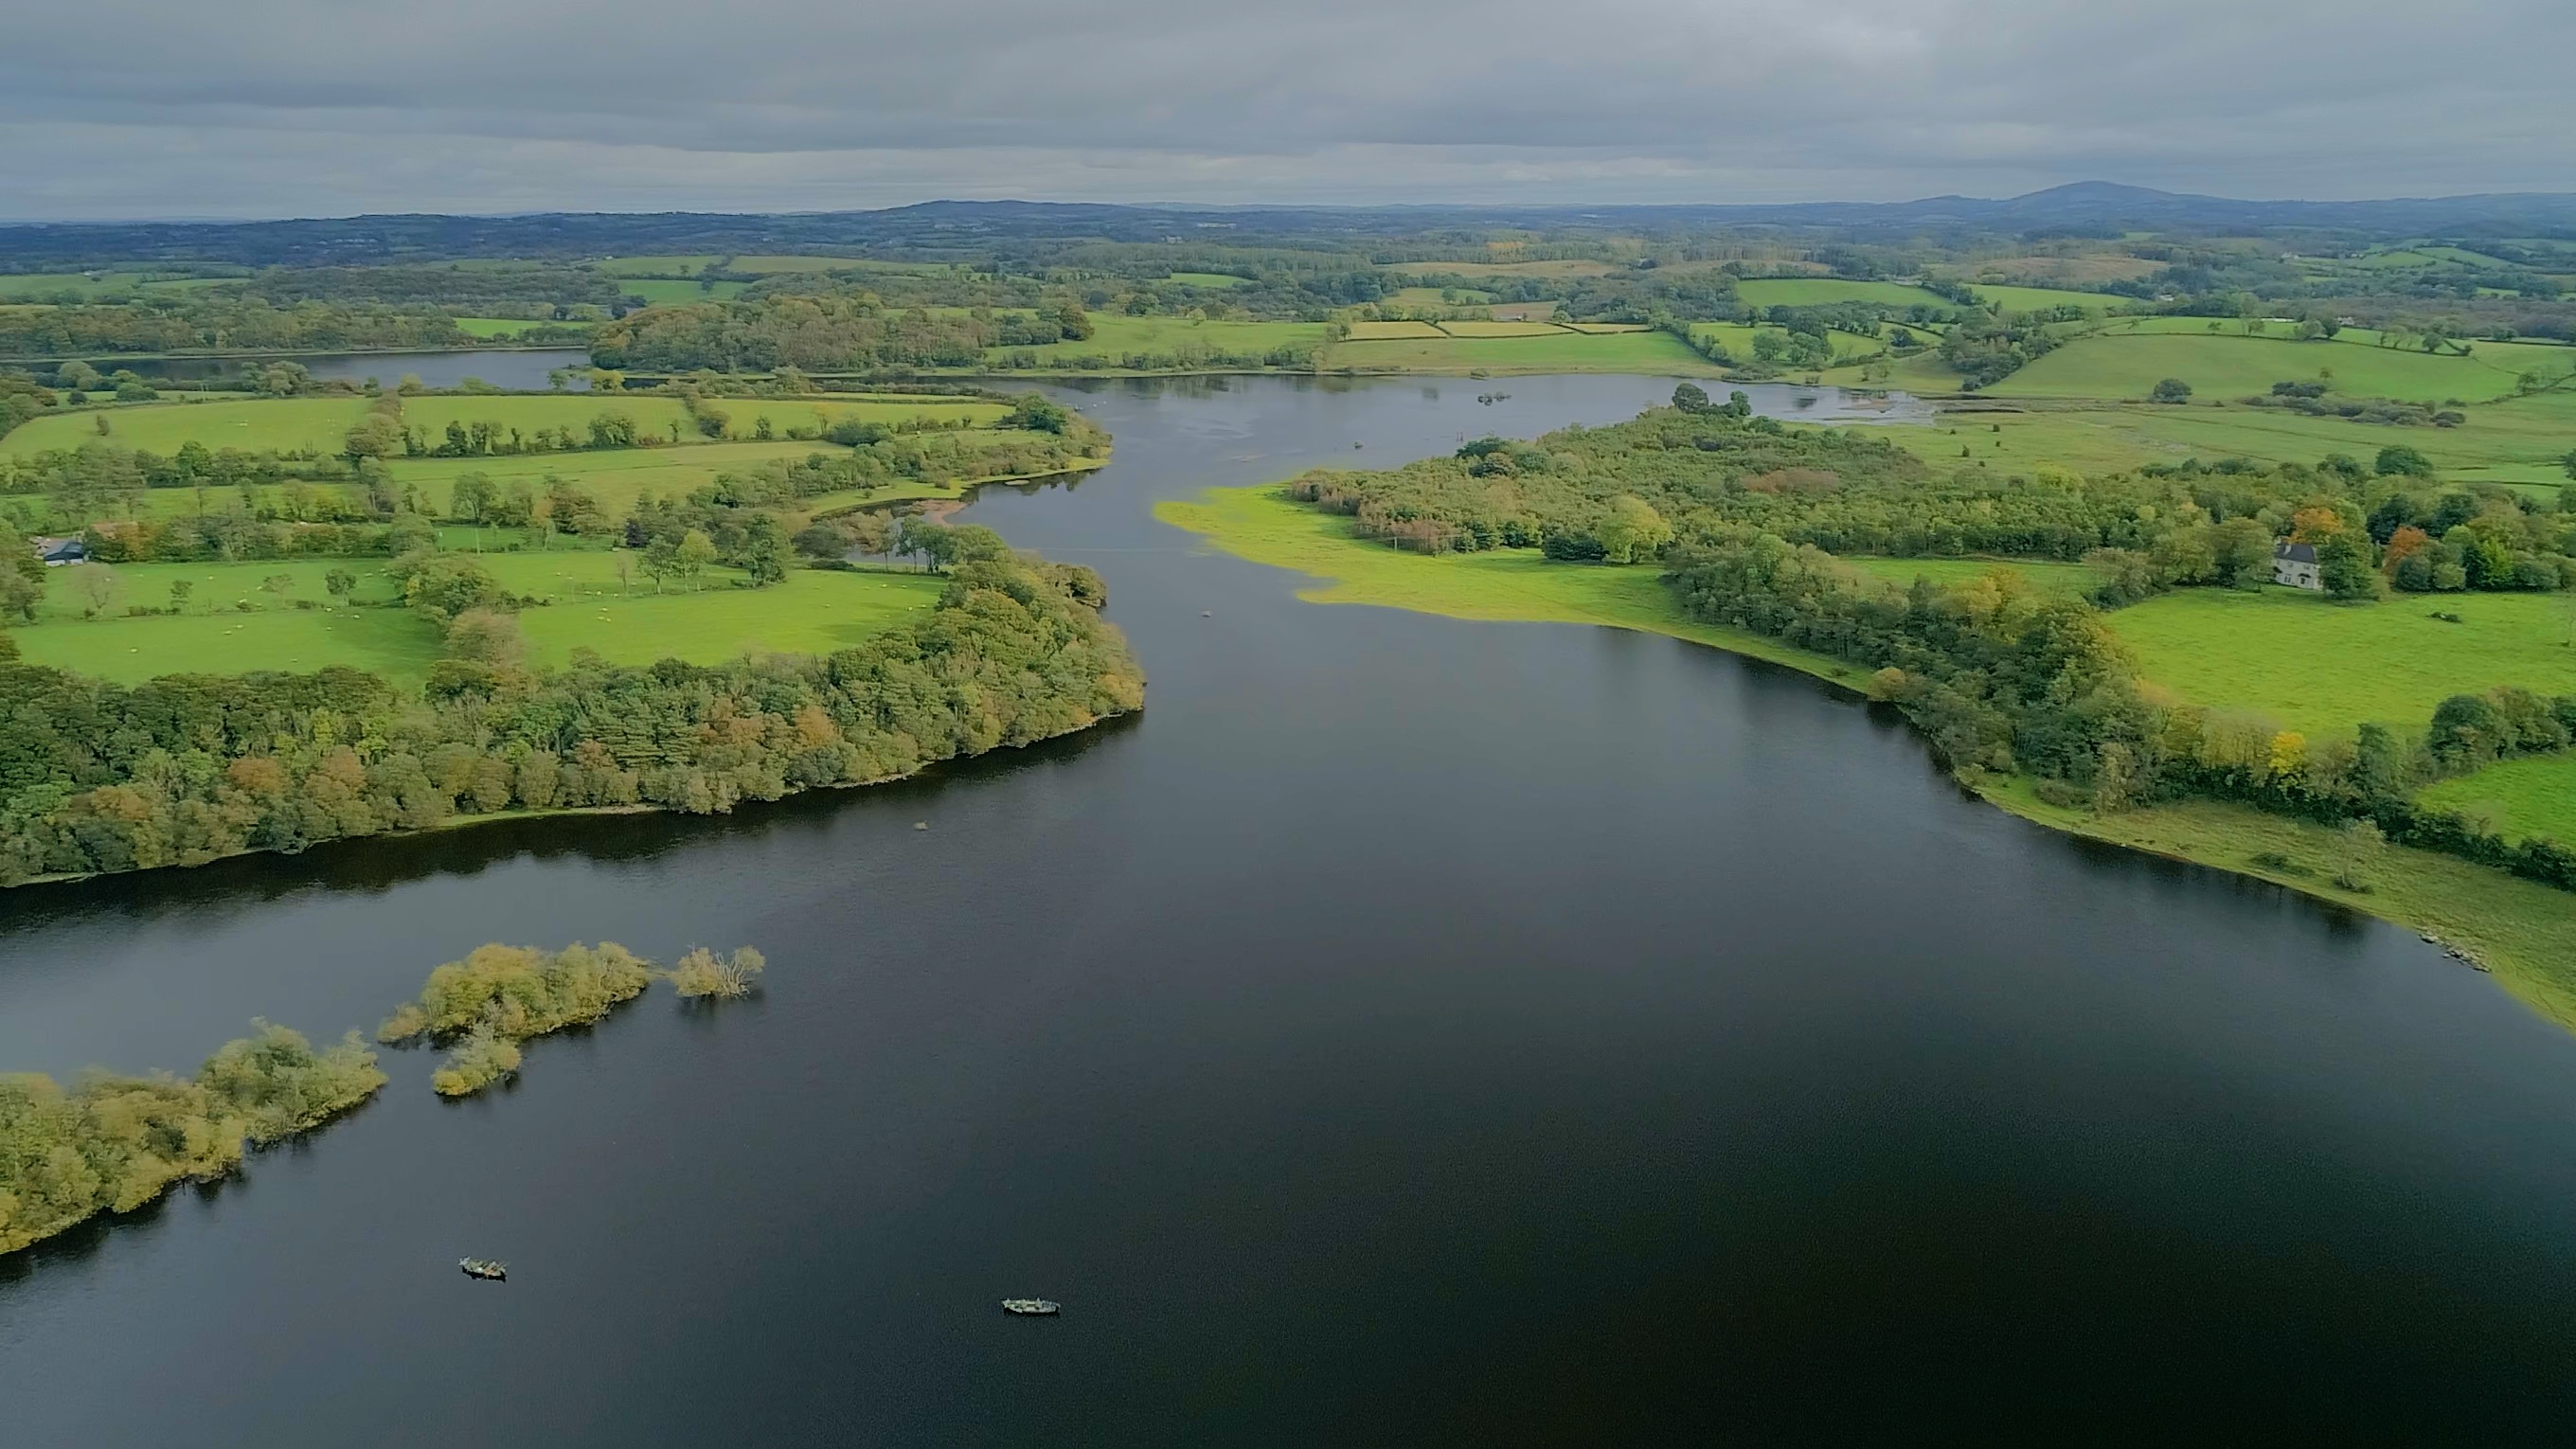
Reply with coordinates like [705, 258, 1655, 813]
[4, 184, 2573, 267]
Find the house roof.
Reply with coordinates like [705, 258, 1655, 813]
[2274, 542, 2317, 564]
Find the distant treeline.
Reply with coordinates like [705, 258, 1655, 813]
[0, 299, 472, 358]
[0, 540, 1144, 884]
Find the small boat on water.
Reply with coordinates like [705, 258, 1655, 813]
[1000, 1298, 1060, 1315]
[459, 1258, 508, 1281]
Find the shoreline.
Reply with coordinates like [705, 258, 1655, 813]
[1156, 483, 2576, 1032]
[7, 707, 1139, 893]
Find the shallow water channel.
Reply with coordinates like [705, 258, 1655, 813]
[4, 375, 2574, 1441]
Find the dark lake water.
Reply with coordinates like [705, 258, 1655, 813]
[6, 375, 2576, 1442]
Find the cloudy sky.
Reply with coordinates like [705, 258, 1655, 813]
[1, 0, 2566, 220]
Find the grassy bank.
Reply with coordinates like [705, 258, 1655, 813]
[1161, 483, 2576, 1031]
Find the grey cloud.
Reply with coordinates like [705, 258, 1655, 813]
[0, 0, 2567, 219]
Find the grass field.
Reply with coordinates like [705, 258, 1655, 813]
[1155, 483, 1864, 683]
[1344, 320, 1448, 340]
[1166, 272, 1249, 288]
[1390, 259, 1619, 279]
[2419, 755, 2576, 845]
[1382, 286, 1495, 307]
[1690, 322, 1886, 363]
[2108, 587, 2576, 736]
[1433, 320, 1570, 338]
[0, 272, 226, 299]
[1324, 330, 1716, 375]
[1877, 388, 2576, 480]
[1840, 556, 2104, 594]
[594, 256, 722, 277]
[1735, 279, 1951, 309]
[3, 394, 1009, 459]
[1970, 285, 2128, 314]
[14, 554, 946, 683]
[618, 279, 751, 304]
[1990, 331, 2549, 404]
[989, 314, 1327, 364]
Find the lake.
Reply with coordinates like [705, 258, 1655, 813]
[5, 375, 2575, 1442]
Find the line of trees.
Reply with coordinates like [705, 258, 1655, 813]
[0, 541, 1144, 885]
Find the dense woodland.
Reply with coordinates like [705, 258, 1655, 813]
[0, 538, 1144, 884]
[1285, 396, 2576, 887]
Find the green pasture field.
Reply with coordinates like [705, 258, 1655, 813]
[1383, 286, 1495, 307]
[1839, 556, 2104, 594]
[14, 554, 947, 683]
[1165, 273, 1249, 288]
[1387, 259, 1619, 279]
[1324, 330, 1718, 375]
[727, 256, 864, 274]
[1735, 279, 1951, 309]
[451, 317, 588, 339]
[618, 279, 751, 304]
[1344, 320, 1447, 341]
[1879, 387, 2576, 478]
[1690, 322, 1886, 363]
[1435, 320, 1569, 338]
[987, 314, 1327, 363]
[1565, 323, 1653, 334]
[1155, 483, 1864, 685]
[2107, 586, 2576, 737]
[0, 272, 224, 299]
[595, 256, 722, 277]
[3, 394, 1009, 460]
[1971, 285, 2127, 314]
[1988, 331, 2562, 403]
[2419, 755, 2576, 844]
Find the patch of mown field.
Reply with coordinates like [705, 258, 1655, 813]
[1154, 483, 1863, 682]
[1876, 387, 2576, 480]
[1387, 259, 1619, 279]
[617, 278, 751, 304]
[595, 256, 723, 277]
[1382, 286, 1494, 307]
[1690, 322, 1887, 362]
[1165, 272, 1249, 288]
[2108, 587, 2576, 737]
[4, 394, 1009, 459]
[453, 317, 547, 338]
[987, 314, 1327, 364]
[1434, 320, 1569, 338]
[1324, 329, 1719, 375]
[1970, 285, 2129, 314]
[14, 554, 947, 683]
[1990, 331, 2553, 404]
[1344, 320, 1448, 340]
[1839, 555, 2105, 594]
[1734, 278, 1951, 309]
[0, 272, 226, 299]
[2419, 755, 2576, 845]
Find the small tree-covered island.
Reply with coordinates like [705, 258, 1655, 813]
[1164, 389, 2576, 1025]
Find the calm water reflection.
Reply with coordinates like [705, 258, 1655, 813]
[4, 376, 2573, 1443]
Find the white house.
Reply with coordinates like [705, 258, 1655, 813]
[2272, 541, 2321, 590]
